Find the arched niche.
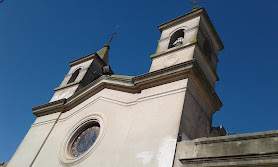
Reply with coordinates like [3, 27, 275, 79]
[203, 35, 213, 62]
[168, 29, 185, 49]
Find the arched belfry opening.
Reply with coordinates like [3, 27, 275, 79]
[168, 29, 184, 49]
[67, 68, 81, 84]
[203, 36, 213, 62]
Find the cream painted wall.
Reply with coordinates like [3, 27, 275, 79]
[7, 112, 61, 167]
[179, 81, 213, 140]
[60, 60, 94, 87]
[150, 45, 195, 72]
[9, 79, 189, 167]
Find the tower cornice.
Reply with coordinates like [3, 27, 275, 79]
[69, 53, 96, 67]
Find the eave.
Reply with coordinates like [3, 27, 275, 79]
[69, 52, 96, 67]
[32, 60, 222, 117]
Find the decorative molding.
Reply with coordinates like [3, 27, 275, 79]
[69, 53, 96, 67]
[66, 76, 135, 102]
[169, 26, 188, 37]
[169, 26, 197, 38]
[164, 54, 179, 67]
[194, 130, 278, 145]
[158, 8, 203, 31]
[133, 60, 193, 85]
[32, 99, 66, 117]
[138, 87, 187, 103]
[32, 119, 57, 127]
[180, 152, 278, 165]
[57, 96, 138, 123]
[59, 87, 187, 123]
[183, 26, 198, 33]
[158, 37, 170, 43]
[33, 59, 222, 117]
[157, 26, 198, 44]
[54, 81, 80, 92]
[150, 42, 196, 59]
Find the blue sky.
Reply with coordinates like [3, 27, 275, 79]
[1, 0, 278, 162]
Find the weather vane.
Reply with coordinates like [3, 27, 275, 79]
[190, 0, 206, 4]
[108, 25, 118, 45]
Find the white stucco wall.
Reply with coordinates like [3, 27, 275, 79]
[9, 79, 189, 167]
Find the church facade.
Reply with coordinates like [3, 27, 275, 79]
[6, 7, 278, 167]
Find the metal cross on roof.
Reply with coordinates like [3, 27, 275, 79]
[190, 0, 206, 4]
[108, 25, 118, 46]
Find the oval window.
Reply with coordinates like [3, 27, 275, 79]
[59, 114, 107, 166]
[70, 123, 100, 158]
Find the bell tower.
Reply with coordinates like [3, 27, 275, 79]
[50, 45, 112, 102]
[149, 7, 224, 140]
[150, 7, 223, 88]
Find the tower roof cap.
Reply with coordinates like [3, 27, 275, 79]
[69, 44, 110, 67]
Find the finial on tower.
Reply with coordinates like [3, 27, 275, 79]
[190, 0, 206, 5]
[190, 0, 206, 11]
[96, 26, 118, 65]
[192, 6, 200, 11]
[108, 25, 118, 46]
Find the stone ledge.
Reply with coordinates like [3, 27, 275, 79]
[194, 130, 278, 145]
[150, 42, 196, 59]
[54, 81, 80, 91]
[69, 52, 96, 67]
[32, 99, 66, 117]
[175, 130, 278, 167]
[180, 153, 278, 167]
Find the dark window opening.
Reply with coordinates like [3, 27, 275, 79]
[168, 29, 184, 49]
[203, 37, 212, 62]
[67, 68, 81, 84]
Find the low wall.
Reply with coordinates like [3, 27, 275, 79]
[174, 130, 278, 167]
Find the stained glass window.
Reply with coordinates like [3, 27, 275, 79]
[71, 126, 100, 158]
